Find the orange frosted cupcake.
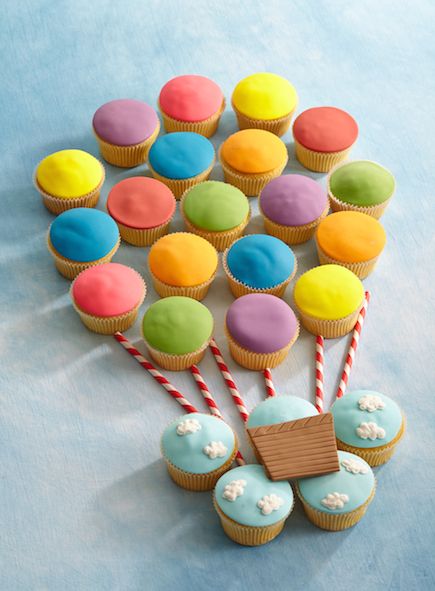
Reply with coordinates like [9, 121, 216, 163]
[148, 232, 218, 300]
[316, 211, 386, 279]
[219, 129, 288, 196]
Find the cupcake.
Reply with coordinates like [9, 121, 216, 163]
[180, 181, 250, 251]
[296, 451, 375, 531]
[35, 149, 105, 214]
[92, 99, 160, 167]
[231, 73, 298, 136]
[247, 395, 318, 429]
[142, 296, 213, 370]
[219, 129, 288, 196]
[161, 412, 237, 491]
[148, 232, 218, 300]
[293, 265, 364, 338]
[107, 177, 176, 246]
[148, 132, 215, 198]
[259, 175, 329, 245]
[223, 234, 297, 298]
[71, 263, 146, 334]
[214, 464, 294, 546]
[225, 294, 299, 369]
[47, 208, 120, 279]
[328, 160, 395, 219]
[293, 107, 358, 172]
[316, 211, 386, 279]
[158, 75, 225, 137]
[331, 390, 405, 466]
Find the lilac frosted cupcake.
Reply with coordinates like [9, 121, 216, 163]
[259, 175, 329, 244]
[225, 294, 299, 369]
[92, 99, 160, 167]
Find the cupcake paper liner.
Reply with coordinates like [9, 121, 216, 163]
[115, 219, 172, 247]
[159, 99, 226, 138]
[94, 123, 160, 168]
[150, 269, 216, 301]
[143, 338, 212, 371]
[225, 322, 299, 370]
[336, 416, 406, 467]
[232, 101, 295, 137]
[260, 202, 329, 245]
[296, 482, 376, 531]
[148, 160, 215, 199]
[47, 233, 121, 280]
[315, 241, 380, 280]
[294, 139, 353, 173]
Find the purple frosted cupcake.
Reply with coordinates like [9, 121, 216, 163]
[259, 174, 329, 244]
[225, 293, 299, 369]
[92, 99, 160, 168]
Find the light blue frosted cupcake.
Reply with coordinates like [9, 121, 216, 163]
[331, 390, 405, 466]
[223, 234, 297, 298]
[214, 464, 294, 545]
[161, 413, 237, 491]
[247, 395, 318, 428]
[297, 450, 375, 531]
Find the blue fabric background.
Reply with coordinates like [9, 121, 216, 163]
[1, 1, 434, 589]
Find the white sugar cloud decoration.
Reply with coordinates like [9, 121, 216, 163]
[358, 394, 386, 412]
[203, 441, 228, 459]
[341, 457, 369, 475]
[257, 494, 284, 515]
[356, 421, 386, 440]
[321, 492, 349, 510]
[222, 479, 246, 501]
[176, 418, 202, 436]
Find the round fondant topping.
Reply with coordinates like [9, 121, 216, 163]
[293, 264, 364, 320]
[161, 413, 234, 474]
[71, 263, 144, 317]
[149, 233, 218, 287]
[331, 390, 402, 448]
[232, 73, 298, 121]
[107, 177, 176, 229]
[142, 296, 213, 355]
[182, 181, 249, 232]
[36, 149, 103, 199]
[260, 174, 327, 226]
[92, 99, 159, 146]
[226, 234, 295, 289]
[220, 129, 287, 174]
[316, 211, 386, 263]
[293, 107, 358, 153]
[148, 132, 215, 179]
[215, 464, 293, 527]
[297, 451, 375, 514]
[49, 208, 119, 262]
[247, 395, 318, 428]
[226, 293, 298, 354]
[159, 75, 223, 122]
[329, 161, 395, 207]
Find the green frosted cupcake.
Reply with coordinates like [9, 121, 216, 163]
[327, 160, 395, 219]
[180, 181, 250, 250]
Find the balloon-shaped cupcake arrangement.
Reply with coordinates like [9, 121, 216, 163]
[36, 72, 403, 545]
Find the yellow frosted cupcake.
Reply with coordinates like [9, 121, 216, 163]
[232, 73, 298, 136]
[35, 149, 105, 214]
[293, 265, 364, 338]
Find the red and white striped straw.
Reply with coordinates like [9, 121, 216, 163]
[263, 368, 277, 398]
[209, 338, 250, 424]
[315, 335, 325, 413]
[335, 291, 371, 400]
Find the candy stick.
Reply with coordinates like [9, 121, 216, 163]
[335, 291, 371, 400]
[315, 335, 325, 413]
[263, 368, 277, 398]
[209, 338, 249, 424]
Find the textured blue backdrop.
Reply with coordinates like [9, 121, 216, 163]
[1, 1, 434, 590]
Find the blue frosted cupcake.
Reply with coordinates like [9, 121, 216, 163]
[161, 413, 237, 491]
[47, 207, 120, 279]
[331, 390, 405, 466]
[223, 234, 297, 298]
[297, 450, 375, 531]
[147, 132, 215, 198]
[214, 464, 294, 545]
